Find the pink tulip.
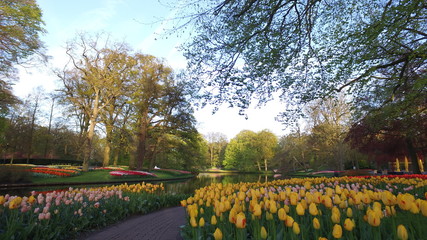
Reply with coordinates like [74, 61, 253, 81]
[34, 207, 40, 213]
[38, 213, 45, 220]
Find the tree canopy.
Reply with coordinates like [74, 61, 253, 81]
[0, 0, 45, 115]
[0, 0, 45, 80]
[180, 0, 426, 124]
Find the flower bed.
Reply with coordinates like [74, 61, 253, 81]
[109, 170, 157, 178]
[180, 176, 427, 240]
[26, 167, 81, 177]
[0, 182, 188, 239]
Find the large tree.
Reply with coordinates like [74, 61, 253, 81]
[0, 0, 45, 141]
[129, 54, 198, 170]
[58, 33, 132, 171]
[179, 0, 426, 124]
[205, 132, 228, 168]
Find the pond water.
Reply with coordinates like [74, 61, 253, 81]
[1, 173, 278, 196]
[164, 173, 277, 194]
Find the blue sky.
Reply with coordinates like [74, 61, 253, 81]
[13, 0, 289, 139]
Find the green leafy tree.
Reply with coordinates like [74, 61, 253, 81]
[0, 0, 45, 146]
[224, 130, 257, 170]
[0, 0, 46, 80]
[179, 0, 426, 126]
[253, 129, 278, 171]
[205, 132, 228, 168]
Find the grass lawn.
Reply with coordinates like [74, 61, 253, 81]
[0, 165, 195, 186]
[30, 170, 194, 185]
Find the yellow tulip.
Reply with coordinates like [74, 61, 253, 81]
[260, 226, 267, 239]
[381, 191, 397, 206]
[253, 204, 262, 217]
[292, 222, 300, 235]
[214, 228, 223, 240]
[397, 193, 414, 211]
[318, 238, 328, 240]
[8, 197, 22, 210]
[367, 210, 381, 227]
[335, 185, 342, 195]
[346, 208, 353, 218]
[323, 195, 333, 208]
[266, 212, 273, 221]
[229, 208, 237, 224]
[199, 217, 205, 227]
[343, 218, 355, 231]
[304, 181, 311, 189]
[270, 201, 278, 214]
[397, 224, 408, 240]
[333, 195, 342, 205]
[313, 217, 321, 230]
[235, 212, 247, 228]
[420, 200, 427, 217]
[290, 192, 298, 205]
[410, 202, 419, 214]
[211, 215, 217, 225]
[190, 216, 197, 227]
[285, 215, 294, 227]
[278, 207, 287, 220]
[309, 203, 319, 216]
[238, 191, 245, 201]
[331, 212, 340, 224]
[28, 195, 36, 204]
[180, 199, 187, 207]
[313, 192, 322, 204]
[296, 202, 305, 216]
[332, 224, 342, 239]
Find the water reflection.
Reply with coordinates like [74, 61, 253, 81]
[1, 173, 275, 196]
[164, 173, 275, 194]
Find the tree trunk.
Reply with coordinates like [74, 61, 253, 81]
[102, 124, 113, 167]
[103, 144, 111, 167]
[256, 162, 261, 172]
[113, 149, 119, 166]
[406, 138, 420, 174]
[136, 110, 148, 170]
[264, 158, 268, 172]
[83, 116, 96, 171]
[44, 97, 55, 158]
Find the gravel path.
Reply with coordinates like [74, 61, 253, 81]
[79, 206, 186, 240]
